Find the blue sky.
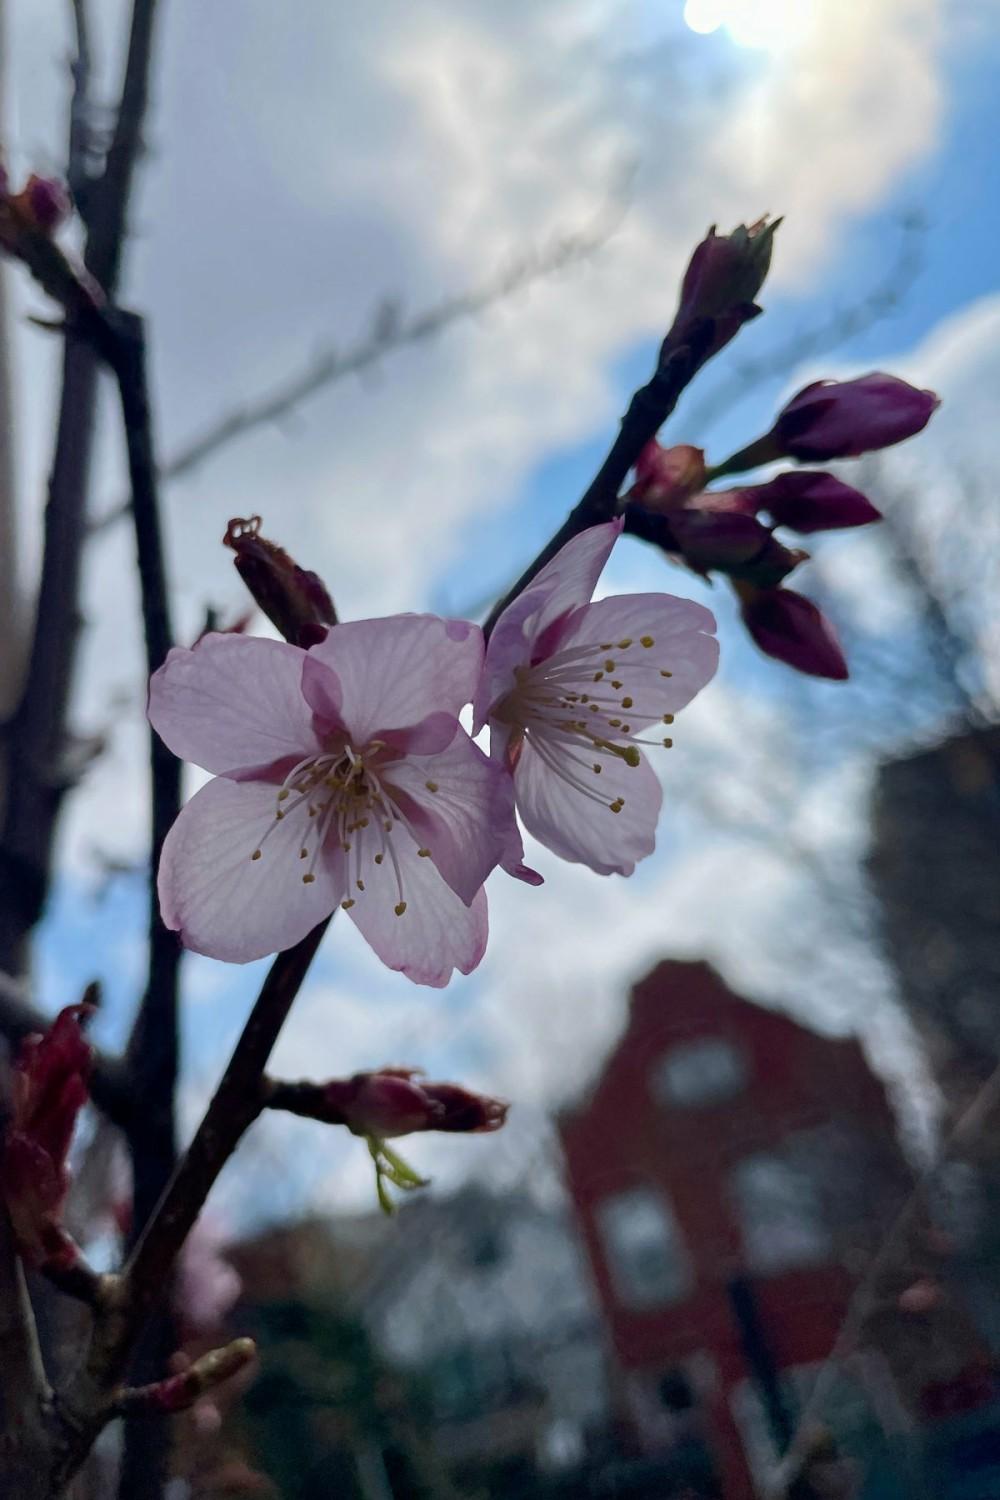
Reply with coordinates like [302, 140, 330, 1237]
[6, 0, 998, 1216]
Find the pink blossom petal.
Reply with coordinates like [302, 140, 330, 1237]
[514, 741, 662, 876]
[560, 593, 718, 714]
[158, 777, 345, 962]
[384, 729, 512, 904]
[149, 634, 319, 775]
[474, 521, 622, 730]
[307, 615, 483, 741]
[344, 825, 489, 986]
[299, 654, 345, 731]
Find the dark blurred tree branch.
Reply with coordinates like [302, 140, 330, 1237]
[0, 0, 161, 974]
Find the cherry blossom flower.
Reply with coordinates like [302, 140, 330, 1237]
[474, 520, 718, 876]
[149, 616, 513, 985]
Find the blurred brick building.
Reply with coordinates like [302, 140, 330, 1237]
[559, 959, 912, 1498]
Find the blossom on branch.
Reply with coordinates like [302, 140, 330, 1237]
[149, 617, 513, 985]
[272, 1067, 509, 1138]
[0, 1005, 92, 1270]
[475, 521, 718, 876]
[662, 218, 779, 373]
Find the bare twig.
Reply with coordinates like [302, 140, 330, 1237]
[67, 0, 94, 213]
[0, 1201, 48, 1448]
[483, 328, 714, 638]
[89, 201, 625, 532]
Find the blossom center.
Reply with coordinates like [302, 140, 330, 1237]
[495, 633, 676, 813]
[250, 739, 419, 916]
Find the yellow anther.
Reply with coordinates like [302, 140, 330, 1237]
[663, 737, 674, 748]
[611, 680, 623, 689]
[663, 714, 674, 724]
[593, 672, 604, 682]
[580, 694, 590, 703]
[593, 763, 602, 774]
[609, 799, 624, 814]
[251, 849, 262, 862]
[275, 810, 285, 821]
[357, 879, 365, 891]
[660, 669, 673, 678]
[621, 696, 633, 709]
[302, 873, 316, 885]
[640, 635, 654, 648]
[299, 848, 308, 859]
[600, 642, 613, 651]
[609, 717, 622, 728]
[425, 780, 439, 793]
[590, 704, 600, 713]
[617, 638, 633, 649]
[277, 789, 290, 801]
[623, 746, 641, 768]
[375, 854, 384, 865]
[418, 848, 431, 858]
[394, 901, 407, 916]
[604, 659, 616, 672]
[342, 898, 355, 910]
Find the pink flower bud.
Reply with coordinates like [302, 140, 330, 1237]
[750, 470, 882, 533]
[223, 516, 337, 646]
[771, 373, 939, 460]
[272, 1068, 509, 1140]
[631, 442, 707, 511]
[662, 218, 779, 371]
[1, 1005, 92, 1268]
[737, 585, 848, 680]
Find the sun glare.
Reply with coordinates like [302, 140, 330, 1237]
[683, 0, 816, 51]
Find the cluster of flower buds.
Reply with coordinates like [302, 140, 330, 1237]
[624, 372, 939, 678]
[0, 1005, 92, 1271]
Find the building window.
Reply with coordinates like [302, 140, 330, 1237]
[596, 1186, 691, 1308]
[650, 1036, 748, 1109]
[731, 1153, 832, 1274]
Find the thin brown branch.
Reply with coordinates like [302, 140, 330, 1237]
[0, 0, 161, 977]
[0, 1201, 48, 1438]
[483, 331, 712, 638]
[67, 0, 94, 213]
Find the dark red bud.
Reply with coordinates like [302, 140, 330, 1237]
[1, 1005, 92, 1268]
[662, 218, 779, 373]
[750, 470, 882, 532]
[630, 442, 707, 511]
[223, 516, 336, 647]
[771, 373, 939, 461]
[737, 585, 849, 680]
[21, 175, 71, 232]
